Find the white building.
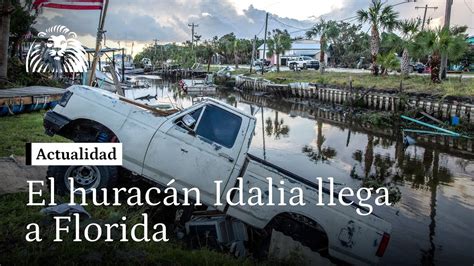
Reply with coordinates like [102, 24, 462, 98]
[257, 39, 328, 66]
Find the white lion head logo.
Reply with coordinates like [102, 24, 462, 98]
[26, 25, 88, 73]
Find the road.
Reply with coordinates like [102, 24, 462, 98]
[212, 64, 474, 79]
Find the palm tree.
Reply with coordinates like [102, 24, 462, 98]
[233, 39, 241, 69]
[413, 27, 468, 83]
[357, 0, 399, 76]
[377, 51, 400, 75]
[266, 29, 291, 72]
[203, 41, 215, 73]
[264, 112, 290, 139]
[306, 19, 339, 74]
[399, 19, 420, 76]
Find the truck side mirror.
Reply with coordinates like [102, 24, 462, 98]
[182, 114, 196, 128]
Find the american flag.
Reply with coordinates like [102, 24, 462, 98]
[33, 0, 104, 10]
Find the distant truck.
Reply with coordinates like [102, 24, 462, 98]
[44, 85, 391, 265]
[287, 56, 319, 70]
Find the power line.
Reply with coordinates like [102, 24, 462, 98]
[464, 0, 474, 13]
[255, 22, 265, 37]
[270, 16, 311, 31]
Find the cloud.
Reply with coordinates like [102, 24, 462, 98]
[34, 0, 315, 43]
[34, 0, 473, 48]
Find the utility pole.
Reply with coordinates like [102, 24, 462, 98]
[250, 35, 256, 73]
[441, 0, 453, 79]
[153, 38, 158, 59]
[152, 38, 158, 70]
[415, 4, 438, 30]
[261, 12, 269, 75]
[187, 22, 198, 51]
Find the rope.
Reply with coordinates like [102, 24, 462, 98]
[4, 101, 14, 115]
[33, 97, 39, 110]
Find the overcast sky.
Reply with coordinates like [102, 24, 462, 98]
[35, 0, 474, 55]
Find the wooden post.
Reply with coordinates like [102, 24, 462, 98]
[261, 12, 268, 75]
[88, 0, 109, 86]
[106, 65, 124, 96]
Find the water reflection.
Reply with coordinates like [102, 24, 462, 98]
[123, 79, 473, 265]
[301, 120, 337, 164]
[265, 112, 290, 139]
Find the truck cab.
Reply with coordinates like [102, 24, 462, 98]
[142, 99, 255, 205]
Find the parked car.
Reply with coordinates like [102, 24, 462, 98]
[288, 56, 319, 70]
[44, 86, 392, 265]
[396, 62, 425, 74]
[356, 57, 371, 69]
[412, 62, 425, 73]
[253, 59, 271, 67]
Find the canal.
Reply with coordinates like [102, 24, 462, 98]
[126, 78, 474, 265]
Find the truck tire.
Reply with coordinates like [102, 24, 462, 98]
[303, 63, 307, 70]
[47, 165, 118, 196]
[266, 213, 329, 256]
[289, 63, 295, 70]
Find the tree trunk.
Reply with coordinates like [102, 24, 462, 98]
[364, 134, 374, 178]
[430, 52, 441, 83]
[401, 48, 410, 77]
[234, 52, 238, 69]
[370, 26, 380, 76]
[10, 37, 19, 58]
[276, 53, 280, 72]
[207, 55, 211, 73]
[0, 1, 13, 83]
[319, 35, 325, 74]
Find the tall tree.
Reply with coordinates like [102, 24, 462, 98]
[0, 0, 14, 83]
[203, 40, 215, 72]
[233, 39, 242, 69]
[266, 29, 291, 72]
[216, 32, 236, 64]
[357, 0, 399, 76]
[399, 19, 420, 76]
[412, 26, 468, 83]
[306, 19, 339, 73]
[328, 23, 370, 68]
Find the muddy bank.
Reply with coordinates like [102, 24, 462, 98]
[0, 156, 47, 194]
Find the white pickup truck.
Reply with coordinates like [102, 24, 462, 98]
[287, 56, 320, 70]
[44, 85, 391, 265]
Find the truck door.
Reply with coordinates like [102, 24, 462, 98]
[143, 103, 249, 205]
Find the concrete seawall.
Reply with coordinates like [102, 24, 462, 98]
[234, 76, 474, 124]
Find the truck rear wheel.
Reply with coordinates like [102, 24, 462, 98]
[265, 213, 329, 257]
[47, 165, 118, 195]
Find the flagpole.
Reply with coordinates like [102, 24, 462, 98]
[88, 0, 108, 86]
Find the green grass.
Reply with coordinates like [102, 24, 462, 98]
[250, 71, 474, 98]
[0, 192, 307, 265]
[0, 110, 68, 157]
[0, 192, 257, 265]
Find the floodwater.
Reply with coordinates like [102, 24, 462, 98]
[126, 77, 474, 265]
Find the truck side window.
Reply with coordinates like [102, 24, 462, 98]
[195, 105, 242, 148]
[175, 107, 203, 130]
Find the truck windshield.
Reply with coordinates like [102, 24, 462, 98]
[195, 105, 242, 148]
